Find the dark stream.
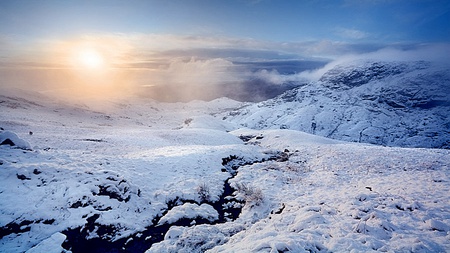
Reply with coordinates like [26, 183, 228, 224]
[61, 155, 253, 253]
[0, 137, 289, 253]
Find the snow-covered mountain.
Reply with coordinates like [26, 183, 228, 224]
[0, 62, 449, 253]
[222, 60, 450, 148]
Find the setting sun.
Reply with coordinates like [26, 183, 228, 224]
[77, 48, 105, 69]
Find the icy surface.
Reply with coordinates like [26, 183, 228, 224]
[0, 80, 449, 253]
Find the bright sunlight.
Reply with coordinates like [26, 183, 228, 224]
[41, 38, 137, 101]
[77, 48, 105, 69]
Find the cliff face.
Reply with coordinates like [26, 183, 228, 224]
[222, 60, 450, 148]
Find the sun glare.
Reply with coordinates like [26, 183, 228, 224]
[51, 38, 135, 100]
[77, 49, 105, 69]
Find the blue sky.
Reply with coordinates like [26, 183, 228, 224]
[1, 0, 449, 43]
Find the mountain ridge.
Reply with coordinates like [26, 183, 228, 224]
[221, 60, 450, 149]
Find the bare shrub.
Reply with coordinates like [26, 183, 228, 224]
[235, 182, 264, 206]
[284, 160, 310, 173]
[184, 118, 193, 126]
[197, 182, 210, 202]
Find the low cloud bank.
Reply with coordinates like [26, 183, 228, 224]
[136, 58, 313, 102]
[0, 57, 324, 103]
[2, 33, 448, 103]
[253, 43, 450, 85]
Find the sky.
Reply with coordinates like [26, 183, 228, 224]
[0, 0, 449, 101]
[1, 0, 449, 42]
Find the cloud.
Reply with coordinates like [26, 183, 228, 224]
[342, 43, 450, 63]
[0, 33, 394, 71]
[335, 27, 370, 40]
[0, 35, 29, 63]
[251, 69, 311, 85]
[3, 32, 448, 102]
[152, 58, 240, 86]
[250, 43, 450, 84]
[134, 58, 248, 101]
[59, 33, 388, 64]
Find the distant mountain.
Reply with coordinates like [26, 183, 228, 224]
[221, 60, 450, 149]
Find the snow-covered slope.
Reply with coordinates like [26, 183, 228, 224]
[221, 60, 450, 148]
[0, 88, 449, 252]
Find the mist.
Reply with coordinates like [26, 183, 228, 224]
[0, 57, 326, 103]
[251, 44, 450, 85]
[136, 58, 327, 102]
[2, 42, 448, 104]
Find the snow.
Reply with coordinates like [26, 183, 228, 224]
[158, 203, 219, 225]
[208, 130, 450, 252]
[231, 128, 343, 147]
[25, 233, 67, 253]
[1, 76, 449, 253]
[0, 131, 32, 150]
[0, 89, 259, 252]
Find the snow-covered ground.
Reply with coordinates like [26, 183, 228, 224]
[0, 88, 449, 252]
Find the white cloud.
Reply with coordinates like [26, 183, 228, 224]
[1, 33, 393, 71]
[254, 43, 450, 84]
[342, 43, 450, 63]
[252, 69, 310, 85]
[335, 27, 370, 40]
[153, 58, 240, 86]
